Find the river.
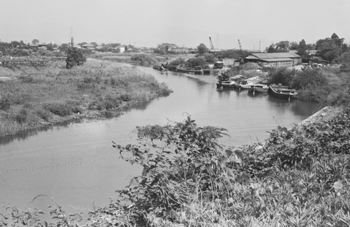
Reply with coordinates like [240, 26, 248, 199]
[0, 65, 320, 213]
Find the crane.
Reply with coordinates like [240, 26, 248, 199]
[238, 39, 244, 64]
[238, 39, 242, 52]
[209, 37, 214, 50]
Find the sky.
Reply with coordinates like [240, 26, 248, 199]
[1, 0, 350, 50]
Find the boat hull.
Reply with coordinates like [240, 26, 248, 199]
[176, 67, 203, 75]
[268, 85, 298, 99]
[248, 84, 269, 93]
[216, 81, 235, 89]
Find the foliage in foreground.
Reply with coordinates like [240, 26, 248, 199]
[2, 108, 350, 226]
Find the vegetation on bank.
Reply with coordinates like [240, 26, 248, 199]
[264, 65, 350, 104]
[2, 106, 350, 226]
[0, 59, 172, 137]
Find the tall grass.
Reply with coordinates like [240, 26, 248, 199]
[0, 59, 172, 137]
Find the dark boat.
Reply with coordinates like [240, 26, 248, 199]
[203, 68, 211, 75]
[268, 84, 298, 99]
[248, 84, 269, 94]
[213, 61, 224, 69]
[153, 65, 164, 71]
[175, 67, 202, 75]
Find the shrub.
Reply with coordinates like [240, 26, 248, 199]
[168, 58, 186, 67]
[43, 103, 72, 116]
[0, 97, 10, 110]
[267, 67, 296, 86]
[113, 116, 235, 225]
[66, 47, 86, 69]
[130, 54, 157, 65]
[185, 57, 206, 68]
[14, 108, 28, 124]
[36, 108, 51, 121]
[291, 68, 329, 89]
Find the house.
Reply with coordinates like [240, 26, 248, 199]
[245, 52, 302, 67]
[116, 45, 127, 53]
[222, 58, 235, 66]
[172, 47, 190, 54]
[81, 43, 95, 50]
[306, 50, 317, 57]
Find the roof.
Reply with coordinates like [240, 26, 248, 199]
[260, 58, 293, 62]
[245, 56, 259, 60]
[252, 52, 301, 59]
[82, 43, 95, 47]
[306, 50, 317, 55]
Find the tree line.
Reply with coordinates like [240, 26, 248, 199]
[266, 33, 349, 63]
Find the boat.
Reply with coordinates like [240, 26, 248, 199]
[176, 66, 203, 75]
[216, 74, 245, 89]
[248, 84, 269, 94]
[237, 76, 262, 90]
[153, 65, 165, 71]
[268, 84, 298, 99]
[203, 68, 211, 75]
[216, 77, 236, 89]
[213, 61, 224, 69]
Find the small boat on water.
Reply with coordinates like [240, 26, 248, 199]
[153, 65, 165, 71]
[216, 74, 245, 89]
[237, 76, 262, 90]
[248, 84, 269, 94]
[268, 84, 298, 99]
[176, 67, 203, 75]
[213, 61, 224, 69]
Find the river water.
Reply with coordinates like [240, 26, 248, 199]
[0, 65, 320, 213]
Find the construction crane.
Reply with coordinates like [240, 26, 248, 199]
[238, 39, 242, 52]
[238, 39, 244, 64]
[209, 37, 214, 50]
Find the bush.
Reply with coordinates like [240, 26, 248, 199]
[291, 68, 329, 89]
[0, 97, 10, 110]
[43, 103, 72, 116]
[36, 108, 51, 121]
[168, 58, 186, 67]
[185, 56, 206, 68]
[14, 108, 28, 124]
[66, 47, 86, 69]
[130, 54, 157, 65]
[267, 67, 296, 86]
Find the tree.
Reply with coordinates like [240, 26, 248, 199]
[11, 41, 20, 48]
[197, 43, 208, 54]
[65, 47, 86, 69]
[267, 44, 276, 53]
[275, 41, 290, 51]
[290, 42, 299, 50]
[339, 52, 350, 72]
[32, 39, 39, 45]
[185, 56, 206, 68]
[297, 39, 309, 62]
[58, 43, 69, 52]
[316, 33, 344, 63]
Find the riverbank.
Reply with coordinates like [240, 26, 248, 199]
[105, 104, 349, 227]
[0, 59, 172, 138]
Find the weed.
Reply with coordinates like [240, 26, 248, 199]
[43, 102, 72, 117]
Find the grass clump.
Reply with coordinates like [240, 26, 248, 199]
[43, 102, 72, 117]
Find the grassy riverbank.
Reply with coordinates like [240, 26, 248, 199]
[2, 105, 350, 226]
[0, 59, 172, 137]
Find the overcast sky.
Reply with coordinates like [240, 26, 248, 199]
[1, 0, 349, 50]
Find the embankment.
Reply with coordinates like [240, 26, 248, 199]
[0, 59, 172, 137]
